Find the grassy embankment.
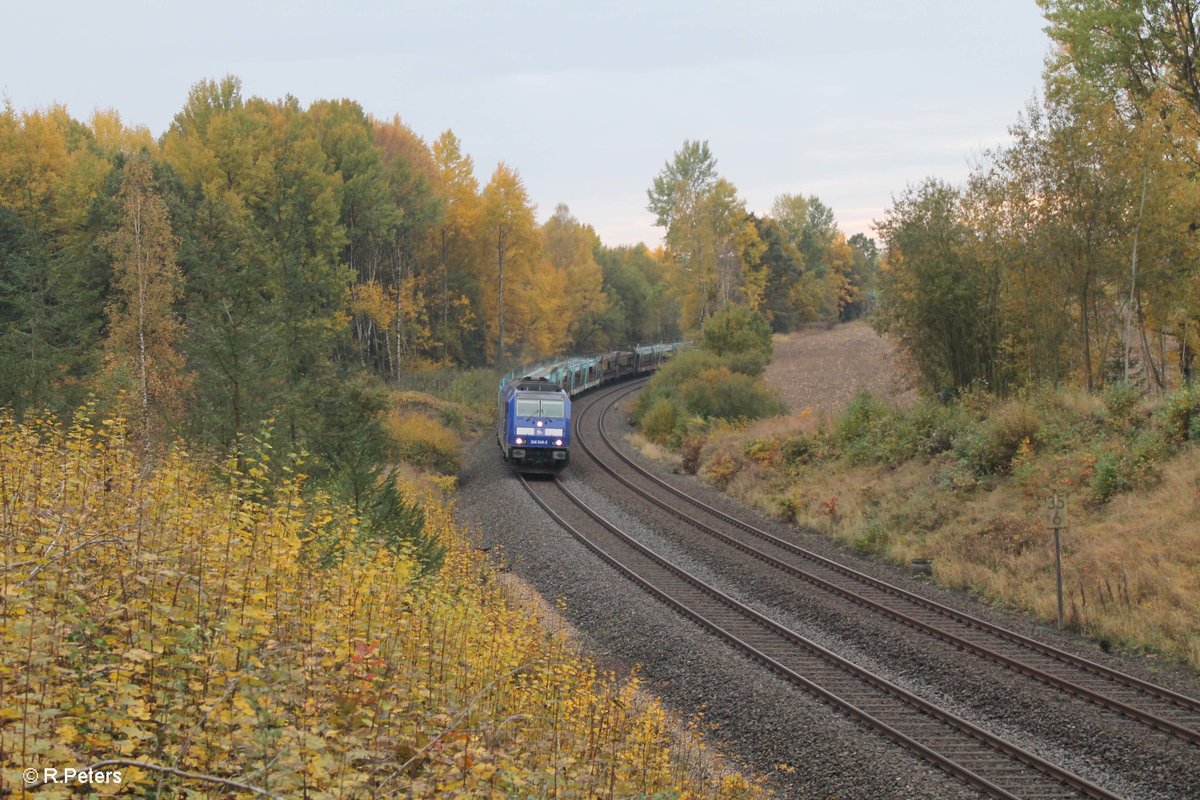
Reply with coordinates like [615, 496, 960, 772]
[0, 386, 762, 797]
[634, 363, 1200, 671]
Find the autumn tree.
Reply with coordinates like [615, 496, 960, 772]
[0, 105, 112, 412]
[1039, 0, 1200, 384]
[844, 233, 881, 320]
[979, 91, 1137, 390]
[701, 305, 773, 375]
[162, 77, 268, 446]
[310, 99, 397, 372]
[102, 153, 188, 450]
[481, 163, 558, 363]
[542, 204, 609, 350]
[163, 78, 350, 451]
[373, 116, 442, 371]
[647, 139, 718, 229]
[769, 193, 852, 322]
[1039, 0, 1200, 120]
[431, 130, 485, 363]
[595, 244, 679, 345]
[648, 141, 763, 330]
[875, 179, 1005, 394]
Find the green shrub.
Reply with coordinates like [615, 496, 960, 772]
[1089, 448, 1130, 502]
[677, 367, 783, 422]
[831, 392, 930, 466]
[1102, 381, 1143, 424]
[701, 306, 772, 361]
[1088, 430, 1169, 503]
[721, 349, 771, 376]
[834, 392, 890, 447]
[633, 349, 724, 423]
[1024, 390, 1105, 454]
[852, 518, 891, 555]
[652, 348, 724, 390]
[908, 401, 965, 456]
[634, 318, 784, 446]
[781, 434, 818, 466]
[641, 398, 680, 444]
[954, 401, 1041, 476]
[1156, 384, 1200, 444]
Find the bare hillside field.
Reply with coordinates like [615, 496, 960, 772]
[764, 321, 920, 415]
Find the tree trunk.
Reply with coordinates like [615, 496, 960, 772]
[441, 228, 449, 361]
[1124, 169, 1148, 383]
[497, 225, 506, 366]
[394, 238, 404, 382]
[1081, 269, 1094, 392]
[1136, 294, 1164, 391]
[133, 194, 150, 457]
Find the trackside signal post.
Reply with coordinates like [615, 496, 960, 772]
[1048, 493, 1067, 630]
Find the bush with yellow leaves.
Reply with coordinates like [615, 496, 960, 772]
[0, 409, 762, 798]
[383, 408, 463, 475]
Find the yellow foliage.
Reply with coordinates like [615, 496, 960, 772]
[383, 409, 463, 474]
[349, 279, 396, 330]
[89, 108, 155, 156]
[0, 409, 761, 796]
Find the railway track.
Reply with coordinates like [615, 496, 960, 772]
[519, 472, 1120, 799]
[572, 380, 1200, 750]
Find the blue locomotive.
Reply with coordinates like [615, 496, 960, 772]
[497, 377, 572, 471]
[497, 342, 687, 472]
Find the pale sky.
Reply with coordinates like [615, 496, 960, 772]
[2, 1, 1050, 247]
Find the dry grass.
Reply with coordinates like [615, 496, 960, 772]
[393, 389, 490, 435]
[723, 408, 824, 440]
[701, 433, 1200, 670]
[628, 431, 683, 469]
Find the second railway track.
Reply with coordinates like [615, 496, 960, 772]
[571, 380, 1200, 750]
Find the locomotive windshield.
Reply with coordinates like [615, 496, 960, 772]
[515, 396, 565, 418]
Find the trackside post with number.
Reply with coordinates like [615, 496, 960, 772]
[1048, 493, 1067, 630]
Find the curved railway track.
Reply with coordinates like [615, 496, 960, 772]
[572, 380, 1200, 750]
[519, 472, 1119, 799]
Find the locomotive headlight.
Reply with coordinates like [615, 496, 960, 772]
[536, 419, 544, 427]
[514, 436, 524, 445]
[554, 438, 563, 446]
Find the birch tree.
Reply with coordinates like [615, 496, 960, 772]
[103, 154, 187, 451]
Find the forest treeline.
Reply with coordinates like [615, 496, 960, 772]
[875, 0, 1200, 398]
[0, 75, 872, 477]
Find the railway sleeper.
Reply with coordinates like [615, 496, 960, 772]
[924, 744, 995, 755]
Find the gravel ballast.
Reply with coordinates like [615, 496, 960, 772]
[462, 438, 981, 799]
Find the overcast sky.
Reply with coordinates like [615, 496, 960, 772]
[2, 1, 1050, 247]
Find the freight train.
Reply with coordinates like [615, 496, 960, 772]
[496, 343, 686, 472]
